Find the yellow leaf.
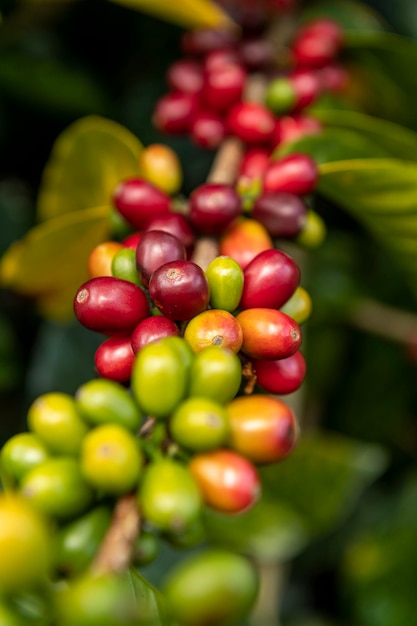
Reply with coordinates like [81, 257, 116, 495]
[110, 0, 234, 30]
[37, 115, 142, 221]
[1, 206, 111, 320]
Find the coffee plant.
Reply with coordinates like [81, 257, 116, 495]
[2, 0, 417, 625]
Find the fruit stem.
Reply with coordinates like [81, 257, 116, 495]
[349, 297, 417, 347]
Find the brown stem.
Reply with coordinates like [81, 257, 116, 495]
[349, 298, 417, 345]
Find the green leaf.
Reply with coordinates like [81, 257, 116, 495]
[37, 115, 142, 222]
[259, 434, 388, 537]
[127, 568, 167, 626]
[300, 0, 384, 31]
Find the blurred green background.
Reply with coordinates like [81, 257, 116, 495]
[1, 1, 417, 625]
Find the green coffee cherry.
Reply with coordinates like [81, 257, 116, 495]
[205, 256, 244, 312]
[295, 208, 327, 248]
[27, 393, 89, 456]
[132, 531, 160, 567]
[111, 248, 142, 286]
[75, 379, 142, 432]
[163, 549, 259, 626]
[265, 76, 297, 115]
[0, 601, 23, 626]
[1, 433, 50, 483]
[189, 346, 242, 404]
[280, 286, 312, 325]
[169, 397, 230, 452]
[138, 458, 202, 534]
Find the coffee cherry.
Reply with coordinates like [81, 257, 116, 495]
[238, 147, 270, 182]
[132, 531, 160, 567]
[181, 28, 238, 56]
[184, 309, 243, 353]
[227, 394, 298, 463]
[131, 315, 179, 354]
[189, 345, 242, 404]
[263, 153, 319, 195]
[205, 255, 244, 312]
[292, 19, 344, 68]
[136, 230, 186, 287]
[272, 114, 322, 147]
[226, 102, 276, 145]
[88, 241, 124, 278]
[143, 213, 195, 251]
[111, 247, 141, 286]
[237, 308, 302, 359]
[239, 248, 300, 310]
[239, 36, 275, 70]
[295, 208, 326, 248]
[74, 277, 149, 336]
[169, 397, 229, 452]
[21, 457, 93, 520]
[202, 63, 247, 112]
[219, 218, 273, 269]
[153, 91, 199, 134]
[203, 49, 240, 73]
[190, 111, 226, 150]
[289, 68, 322, 111]
[318, 63, 349, 93]
[27, 392, 89, 456]
[75, 378, 141, 431]
[253, 350, 306, 394]
[131, 337, 190, 418]
[0, 494, 51, 593]
[265, 76, 297, 115]
[113, 177, 171, 230]
[189, 183, 242, 235]
[94, 336, 135, 382]
[1, 432, 50, 483]
[122, 231, 142, 251]
[139, 458, 202, 534]
[189, 449, 260, 513]
[251, 191, 308, 237]
[139, 143, 183, 195]
[280, 285, 312, 324]
[166, 59, 204, 95]
[163, 549, 258, 626]
[81, 424, 143, 495]
[149, 260, 210, 321]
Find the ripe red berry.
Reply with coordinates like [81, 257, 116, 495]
[189, 183, 242, 235]
[226, 102, 276, 145]
[239, 148, 270, 181]
[113, 178, 171, 230]
[143, 213, 195, 251]
[292, 19, 344, 69]
[153, 92, 199, 134]
[94, 336, 135, 382]
[122, 231, 142, 251]
[239, 37, 275, 70]
[251, 191, 308, 238]
[131, 315, 180, 354]
[289, 69, 322, 111]
[181, 29, 238, 56]
[263, 153, 319, 195]
[135, 230, 186, 287]
[272, 114, 322, 147]
[202, 63, 247, 112]
[166, 59, 204, 95]
[252, 350, 306, 395]
[203, 49, 240, 73]
[190, 111, 226, 150]
[237, 308, 302, 360]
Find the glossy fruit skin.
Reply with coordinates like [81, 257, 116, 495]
[239, 249, 300, 310]
[111, 247, 141, 286]
[169, 397, 229, 452]
[238, 147, 270, 182]
[292, 19, 344, 68]
[54, 506, 112, 577]
[203, 48, 240, 73]
[94, 336, 135, 383]
[27, 392, 89, 456]
[1, 432, 50, 483]
[166, 59, 204, 95]
[184, 309, 243, 353]
[190, 111, 226, 149]
[189, 449, 260, 514]
[0, 494, 51, 593]
[272, 114, 322, 147]
[131, 338, 189, 418]
[81, 424, 143, 495]
[88, 241, 124, 278]
[264, 76, 297, 115]
[239, 36, 275, 70]
[263, 153, 319, 195]
[251, 191, 308, 238]
[295, 208, 327, 248]
[226, 102, 276, 145]
[253, 350, 306, 395]
[131, 315, 179, 354]
[153, 91, 199, 134]
[75, 378, 141, 431]
[189, 345, 242, 404]
[139, 458, 202, 534]
[181, 28, 237, 56]
[139, 143, 183, 195]
[143, 213, 194, 251]
[163, 549, 258, 626]
[113, 177, 171, 230]
[205, 256, 244, 312]
[149, 260, 210, 321]
[189, 183, 242, 235]
[280, 285, 312, 325]
[219, 218, 273, 269]
[135, 230, 186, 288]
[227, 395, 298, 463]
[122, 231, 142, 251]
[237, 308, 302, 359]
[74, 277, 149, 336]
[290, 69, 322, 111]
[202, 63, 246, 112]
[21, 457, 93, 520]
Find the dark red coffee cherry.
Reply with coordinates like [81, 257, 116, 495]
[202, 63, 247, 112]
[226, 102, 276, 145]
[318, 63, 349, 93]
[289, 68, 322, 111]
[189, 183, 242, 235]
[94, 336, 135, 382]
[239, 37, 275, 71]
[122, 231, 142, 251]
[272, 114, 322, 147]
[153, 92, 199, 134]
[166, 59, 204, 95]
[190, 111, 226, 150]
[131, 315, 180, 354]
[239, 248, 300, 310]
[181, 28, 238, 56]
[252, 350, 306, 395]
[252, 191, 308, 238]
[143, 213, 195, 251]
[135, 230, 186, 288]
[203, 49, 240, 73]
[239, 147, 270, 182]
[292, 19, 344, 69]
[263, 153, 319, 195]
[74, 277, 149, 336]
[113, 178, 171, 230]
[149, 260, 210, 321]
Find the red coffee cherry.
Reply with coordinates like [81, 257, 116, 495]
[239, 37, 275, 71]
[149, 260, 210, 321]
[237, 308, 302, 360]
[219, 217, 273, 269]
[135, 230, 186, 288]
[131, 315, 180, 354]
[122, 231, 142, 251]
[263, 153, 319, 195]
[239, 148, 270, 181]
[94, 336, 135, 382]
[166, 59, 204, 95]
[289, 69, 322, 111]
[318, 63, 349, 93]
[252, 191, 308, 238]
[239, 249, 300, 310]
[226, 102, 276, 145]
[189, 449, 260, 514]
[189, 183, 242, 235]
[190, 111, 226, 150]
[181, 28, 238, 56]
[113, 178, 171, 230]
[272, 114, 322, 147]
[203, 49, 240, 73]
[153, 92, 199, 134]
[74, 277, 149, 336]
[252, 350, 306, 395]
[143, 213, 195, 251]
[227, 395, 298, 463]
[202, 63, 247, 112]
[292, 19, 344, 69]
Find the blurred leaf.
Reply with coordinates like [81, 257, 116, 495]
[37, 115, 142, 221]
[259, 434, 388, 537]
[204, 499, 308, 564]
[127, 568, 167, 625]
[0, 206, 110, 321]
[0, 52, 108, 115]
[109, 0, 233, 30]
[300, 0, 385, 31]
